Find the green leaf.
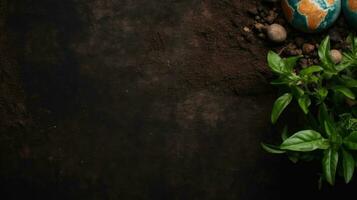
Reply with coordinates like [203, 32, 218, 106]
[300, 65, 323, 76]
[339, 113, 357, 132]
[324, 121, 336, 138]
[292, 86, 304, 98]
[335, 61, 351, 71]
[271, 93, 293, 124]
[283, 56, 302, 72]
[318, 103, 331, 125]
[333, 86, 355, 100]
[270, 74, 301, 86]
[347, 34, 357, 54]
[267, 51, 286, 74]
[347, 34, 354, 47]
[261, 143, 286, 154]
[270, 78, 288, 85]
[298, 95, 311, 114]
[280, 130, 329, 152]
[344, 131, 357, 150]
[342, 148, 355, 184]
[288, 152, 299, 163]
[318, 176, 323, 190]
[316, 88, 328, 103]
[281, 126, 289, 141]
[318, 36, 334, 71]
[323, 148, 339, 186]
[339, 75, 357, 88]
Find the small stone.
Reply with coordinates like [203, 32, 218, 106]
[261, 10, 268, 17]
[295, 49, 303, 55]
[242, 31, 254, 42]
[286, 49, 302, 56]
[284, 43, 297, 56]
[247, 7, 258, 16]
[258, 33, 266, 39]
[243, 26, 250, 32]
[266, 24, 287, 43]
[302, 43, 315, 55]
[265, 11, 278, 24]
[330, 49, 342, 64]
[254, 23, 265, 32]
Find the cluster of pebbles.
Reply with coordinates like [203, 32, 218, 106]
[242, 1, 350, 68]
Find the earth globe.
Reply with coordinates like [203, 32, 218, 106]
[281, 0, 342, 33]
[342, 0, 357, 29]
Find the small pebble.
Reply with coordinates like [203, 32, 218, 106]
[266, 24, 287, 43]
[243, 26, 251, 32]
[295, 49, 303, 56]
[302, 43, 315, 55]
[265, 11, 278, 24]
[247, 7, 258, 16]
[330, 49, 342, 64]
[286, 49, 302, 56]
[284, 43, 297, 55]
[254, 23, 265, 32]
[258, 33, 266, 39]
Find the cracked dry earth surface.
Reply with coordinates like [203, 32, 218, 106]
[0, 0, 356, 199]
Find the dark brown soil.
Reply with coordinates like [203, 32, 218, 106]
[0, 0, 356, 199]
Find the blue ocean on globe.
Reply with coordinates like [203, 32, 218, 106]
[282, 0, 341, 33]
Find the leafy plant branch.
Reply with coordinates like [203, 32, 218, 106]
[262, 34, 357, 186]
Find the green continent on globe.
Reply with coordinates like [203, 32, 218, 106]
[282, 0, 341, 33]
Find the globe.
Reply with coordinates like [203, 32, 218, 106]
[342, 0, 357, 29]
[281, 0, 341, 33]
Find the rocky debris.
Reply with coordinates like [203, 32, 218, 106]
[266, 24, 287, 43]
[241, 26, 255, 42]
[265, 10, 278, 24]
[284, 43, 302, 56]
[248, 4, 286, 43]
[243, 0, 350, 70]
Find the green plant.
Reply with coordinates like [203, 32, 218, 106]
[262, 34, 357, 186]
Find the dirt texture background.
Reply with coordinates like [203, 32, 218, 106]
[0, 0, 356, 199]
